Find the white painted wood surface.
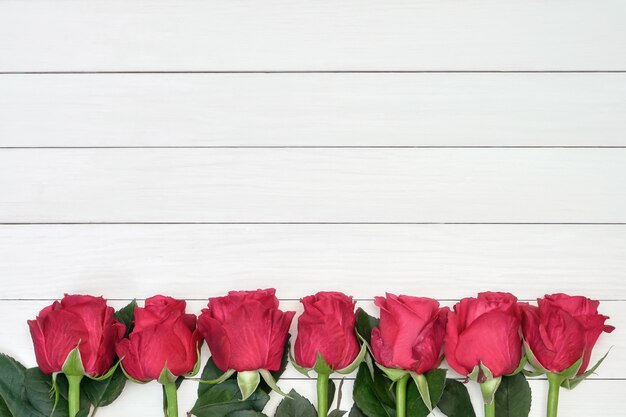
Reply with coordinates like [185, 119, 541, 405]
[1, 0, 626, 71]
[1, 148, 626, 223]
[2, 74, 626, 147]
[1, 225, 625, 300]
[0, 0, 623, 416]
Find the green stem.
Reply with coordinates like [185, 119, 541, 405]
[547, 373, 563, 417]
[317, 372, 330, 417]
[395, 374, 410, 417]
[164, 382, 178, 417]
[483, 400, 495, 417]
[67, 375, 83, 417]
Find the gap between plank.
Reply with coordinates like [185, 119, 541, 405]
[1, 222, 626, 226]
[2, 146, 626, 150]
[1, 70, 626, 75]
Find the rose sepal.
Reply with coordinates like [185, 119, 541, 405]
[158, 366, 178, 386]
[561, 348, 611, 390]
[410, 372, 432, 411]
[375, 363, 409, 382]
[313, 352, 333, 375]
[289, 350, 311, 378]
[469, 363, 501, 405]
[199, 368, 236, 384]
[61, 346, 85, 377]
[556, 354, 584, 380]
[259, 369, 292, 398]
[185, 344, 203, 378]
[88, 359, 122, 381]
[335, 342, 368, 375]
[506, 355, 527, 376]
[523, 340, 549, 375]
[120, 361, 150, 384]
[237, 370, 261, 400]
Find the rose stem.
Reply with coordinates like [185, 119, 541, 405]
[164, 382, 179, 417]
[395, 374, 410, 417]
[317, 372, 330, 417]
[483, 400, 495, 417]
[67, 375, 83, 417]
[546, 373, 562, 417]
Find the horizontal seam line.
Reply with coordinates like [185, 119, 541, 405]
[2, 222, 626, 225]
[1, 70, 626, 75]
[2, 146, 626, 150]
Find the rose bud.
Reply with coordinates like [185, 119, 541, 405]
[369, 293, 449, 413]
[28, 294, 125, 377]
[445, 292, 523, 410]
[293, 292, 366, 417]
[116, 295, 202, 383]
[445, 291, 522, 378]
[28, 294, 125, 417]
[198, 288, 295, 400]
[371, 293, 448, 374]
[521, 294, 615, 378]
[294, 291, 362, 371]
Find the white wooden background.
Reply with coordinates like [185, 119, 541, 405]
[0, 1, 624, 416]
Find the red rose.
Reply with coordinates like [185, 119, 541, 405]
[521, 293, 615, 374]
[116, 295, 201, 382]
[198, 288, 295, 372]
[294, 291, 360, 370]
[445, 292, 522, 378]
[370, 293, 448, 374]
[28, 294, 125, 377]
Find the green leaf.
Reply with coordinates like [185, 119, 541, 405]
[348, 405, 367, 417]
[407, 369, 447, 416]
[34, 371, 91, 417]
[82, 366, 126, 409]
[190, 367, 269, 417]
[328, 410, 347, 417]
[23, 368, 70, 417]
[0, 396, 12, 417]
[226, 411, 268, 417]
[0, 357, 91, 417]
[437, 379, 476, 417]
[328, 378, 336, 406]
[352, 363, 395, 417]
[274, 389, 316, 417]
[115, 299, 137, 337]
[355, 309, 379, 346]
[494, 373, 531, 417]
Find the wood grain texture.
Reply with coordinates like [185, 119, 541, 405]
[0, 0, 625, 71]
[0, 149, 626, 222]
[1, 148, 625, 223]
[0, 299, 621, 416]
[2, 73, 626, 147]
[1, 224, 625, 299]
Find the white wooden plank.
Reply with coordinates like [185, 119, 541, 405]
[0, 0, 625, 71]
[1, 224, 625, 300]
[1, 148, 625, 223]
[2, 74, 626, 147]
[1, 300, 621, 379]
